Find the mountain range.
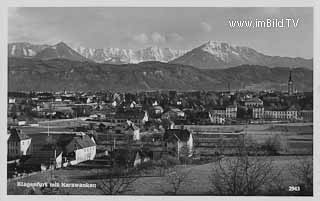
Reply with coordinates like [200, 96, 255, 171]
[34, 42, 90, 62]
[8, 41, 313, 70]
[170, 41, 313, 69]
[8, 57, 312, 92]
[74, 46, 187, 64]
[8, 42, 186, 64]
[8, 42, 49, 58]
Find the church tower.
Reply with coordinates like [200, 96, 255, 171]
[288, 70, 293, 96]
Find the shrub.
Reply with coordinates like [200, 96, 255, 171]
[260, 134, 287, 155]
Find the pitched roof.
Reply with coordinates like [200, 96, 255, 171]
[65, 134, 96, 153]
[24, 145, 63, 165]
[8, 128, 31, 141]
[245, 97, 263, 103]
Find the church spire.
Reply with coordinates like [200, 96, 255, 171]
[289, 70, 292, 82]
[288, 69, 294, 96]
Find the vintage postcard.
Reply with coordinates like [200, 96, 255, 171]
[2, 1, 318, 199]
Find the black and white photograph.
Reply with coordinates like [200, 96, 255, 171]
[4, 4, 317, 197]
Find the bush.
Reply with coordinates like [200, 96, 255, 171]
[260, 134, 287, 155]
[289, 158, 313, 195]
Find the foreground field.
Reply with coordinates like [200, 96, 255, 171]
[8, 155, 312, 195]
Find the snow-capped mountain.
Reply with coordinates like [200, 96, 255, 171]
[8, 42, 49, 57]
[8, 41, 312, 70]
[171, 41, 313, 69]
[74, 46, 187, 64]
[34, 42, 90, 62]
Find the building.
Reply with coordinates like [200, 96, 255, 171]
[288, 70, 294, 96]
[226, 105, 237, 119]
[299, 110, 313, 122]
[211, 114, 226, 125]
[244, 97, 263, 108]
[25, 132, 96, 170]
[163, 129, 193, 157]
[210, 107, 226, 118]
[264, 106, 298, 120]
[7, 129, 32, 159]
[64, 133, 97, 164]
[133, 150, 151, 167]
[24, 145, 63, 171]
[8, 98, 16, 104]
[125, 120, 141, 141]
[252, 107, 265, 119]
[153, 105, 164, 115]
[210, 105, 237, 120]
[113, 110, 148, 126]
[161, 108, 185, 120]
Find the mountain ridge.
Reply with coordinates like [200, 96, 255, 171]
[34, 42, 90, 62]
[170, 41, 313, 69]
[8, 41, 312, 70]
[8, 57, 312, 92]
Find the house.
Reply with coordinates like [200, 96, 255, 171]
[64, 133, 97, 164]
[113, 110, 148, 126]
[163, 129, 193, 158]
[24, 133, 96, 170]
[23, 145, 63, 171]
[133, 150, 152, 167]
[7, 129, 32, 159]
[8, 98, 16, 104]
[244, 97, 264, 108]
[161, 108, 185, 120]
[55, 97, 62, 102]
[125, 120, 141, 141]
[153, 105, 164, 115]
[129, 101, 137, 108]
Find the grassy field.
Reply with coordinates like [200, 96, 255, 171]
[188, 123, 313, 155]
[7, 155, 312, 195]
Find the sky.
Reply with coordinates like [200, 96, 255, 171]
[8, 7, 313, 59]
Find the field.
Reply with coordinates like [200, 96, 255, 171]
[186, 123, 313, 156]
[7, 155, 312, 195]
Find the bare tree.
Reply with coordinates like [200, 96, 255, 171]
[161, 166, 190, 195]
[289, 158, 313, 193]
[210, 155, 281, 195]
[98, 168, 138, 195]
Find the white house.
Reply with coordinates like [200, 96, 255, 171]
[64, 133, 96, 164]
[164, 129, 194, 157]
[7, 129, 32, 159]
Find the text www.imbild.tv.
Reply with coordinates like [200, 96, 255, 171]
[229, 18, 299, 28]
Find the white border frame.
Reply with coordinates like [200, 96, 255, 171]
[0, 1, 319, 201]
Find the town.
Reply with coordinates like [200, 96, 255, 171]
[7, 71, 313, 195]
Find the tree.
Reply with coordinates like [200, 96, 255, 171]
[98, 167, 138, 195]
[161, 166, 190, 195]
[289, 158, 313, 194]
[210, 154, 281, 195]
